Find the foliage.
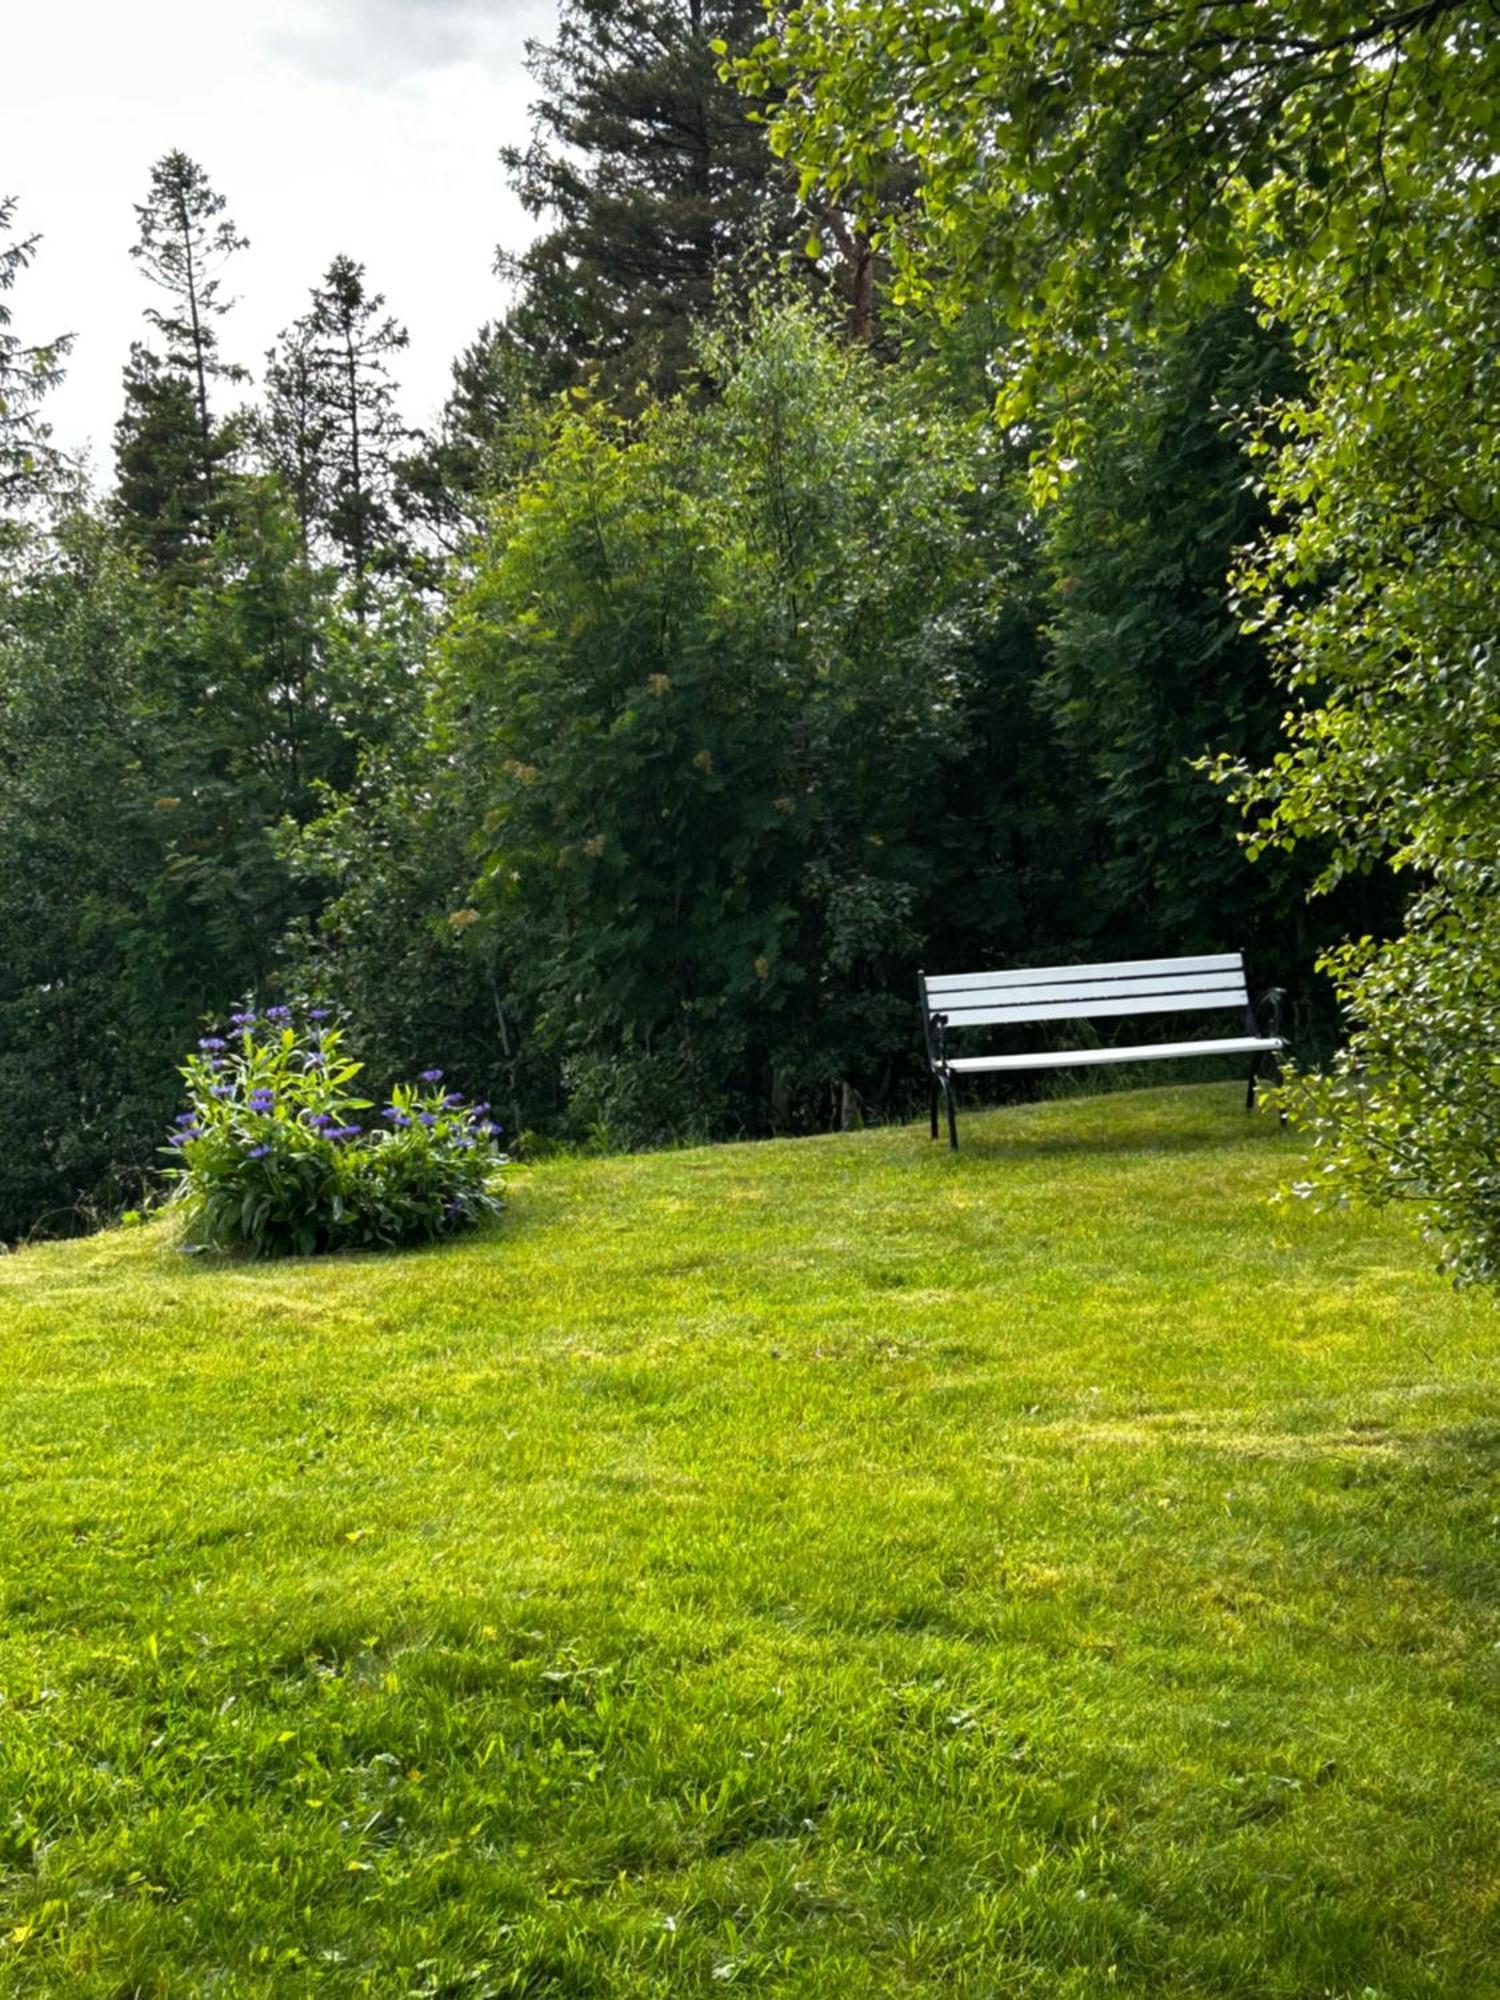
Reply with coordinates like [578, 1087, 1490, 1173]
[128, 150, 248, 445]
[560, 1041, 729, 1152]
[5, 1087, 1500, 1992]
[168, 1007, 504, 1256]
[436, 301, 1008, 1133]
[0, 194, 73, 533]
[114, 153, 247, 574]
[393, 322, 544, 573]
[499, 0, 817, 403]
[754, 0, 1500, 1273]
[277, 708, 544, 1148]
[301, 256, 410, 616]
[0, 489, 379, 1244]
[1037, 302, 1364, 983]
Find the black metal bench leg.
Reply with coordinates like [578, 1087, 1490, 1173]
[929, 1075, 939, 1140]
[945, 1076, 959, 1151]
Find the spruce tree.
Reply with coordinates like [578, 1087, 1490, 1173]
[302, 255, 408, 619]
[257, 319, 332, 564]
[0, 197, 72, 528]
[115, 154, 247, 572]
[395, 321, 536, 565]
[129, 151, 248, 454]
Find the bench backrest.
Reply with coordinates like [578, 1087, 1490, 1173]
[921, 953, 1250, 1031]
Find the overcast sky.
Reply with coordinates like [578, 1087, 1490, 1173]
[6, 0, 555, 474]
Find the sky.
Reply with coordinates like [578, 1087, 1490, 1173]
[5, 0, 555, 474]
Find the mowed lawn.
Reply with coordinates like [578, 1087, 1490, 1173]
[2, 1086, 1499, 1999]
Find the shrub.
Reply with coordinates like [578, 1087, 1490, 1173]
[560, 1043, 729, 1152]
[165, 1007, 504, 1256]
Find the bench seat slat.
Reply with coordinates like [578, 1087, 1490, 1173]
[937, 984, 1249, 1027]
[924, 953, 1243, 996]
[944, 1035, 1283, 1074]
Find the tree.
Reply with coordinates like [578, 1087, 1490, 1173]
[393, 322, 540, 569]
[0, 197, 73, 534]
[113, 341, 227, 573]
[0, 476, 385, 1243]
[116, 154, 247, 572]
[755, 0, 1500, 1274]
[425, 302, 1055, 1139]
[256, 318, 331, 564]
[301, 255, 409, 619]
[1039, 304, 1329, 969]
[499, 0, 817, 402]
[129, 150, 247, 456]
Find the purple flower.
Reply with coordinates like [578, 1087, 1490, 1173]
[386, 1112, 412, 1129]
[308, 1111, 334, 1129]
[418, 1068, 443, 1083]
[174, 1111, 197, 1126]
[443, 1092, 465, 1108]
[444, 1197, 466, 1218]
[211, 1085, 235, 1100]
[247, 1144, 271, 1159]
[307, 1007, 331, 1021]
[249, 1089, 276, 1112]
[265, 1006, 292, 1024]
[331, 1123, 362, 1141]
[471, 1103, 490, 1115]
[418, 1112, 438, 1128]
[229, 1012, 257, 1028]
[198, 1037, 227, 1052]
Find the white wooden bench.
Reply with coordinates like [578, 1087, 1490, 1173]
[918, 952, 1286, 1149]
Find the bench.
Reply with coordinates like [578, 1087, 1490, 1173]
[918, 952, 1286, 1149]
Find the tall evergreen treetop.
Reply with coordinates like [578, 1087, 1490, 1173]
[302, 255, 409, 618]
[499, 0, 810, 401]
[256, 319, 333, 564]
[130, 151, 248, 447]
[0, 197, 73, 524]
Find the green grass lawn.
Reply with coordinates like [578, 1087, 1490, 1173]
[2, 1084, 1499, 1998]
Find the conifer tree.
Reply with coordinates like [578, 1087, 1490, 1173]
[115, 154, 247, 572]
[257, 319, 332, 564]
[129, 151, 248, 454]
[498, 0, 811, 401]
[302, 255, 408, 619]
[395, 321, 536, 565]
[0, 197, 72, 528]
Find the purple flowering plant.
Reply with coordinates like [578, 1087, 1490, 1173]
[164, 1004, 504, 1256]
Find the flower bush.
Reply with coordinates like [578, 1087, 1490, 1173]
[165, 1008, 505, 1256]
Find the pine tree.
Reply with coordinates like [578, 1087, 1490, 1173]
[498, 0, 812, 402]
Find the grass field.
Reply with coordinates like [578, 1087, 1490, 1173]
[2, 1084, 1498, 1998]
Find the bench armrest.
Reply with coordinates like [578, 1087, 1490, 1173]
[931, 1011, 950, 1070]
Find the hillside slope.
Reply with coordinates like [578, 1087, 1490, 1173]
[2, 1085, 1498, 1997]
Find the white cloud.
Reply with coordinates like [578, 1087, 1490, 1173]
[268, 0, 556, 86]
[4, 0, 553, 471]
